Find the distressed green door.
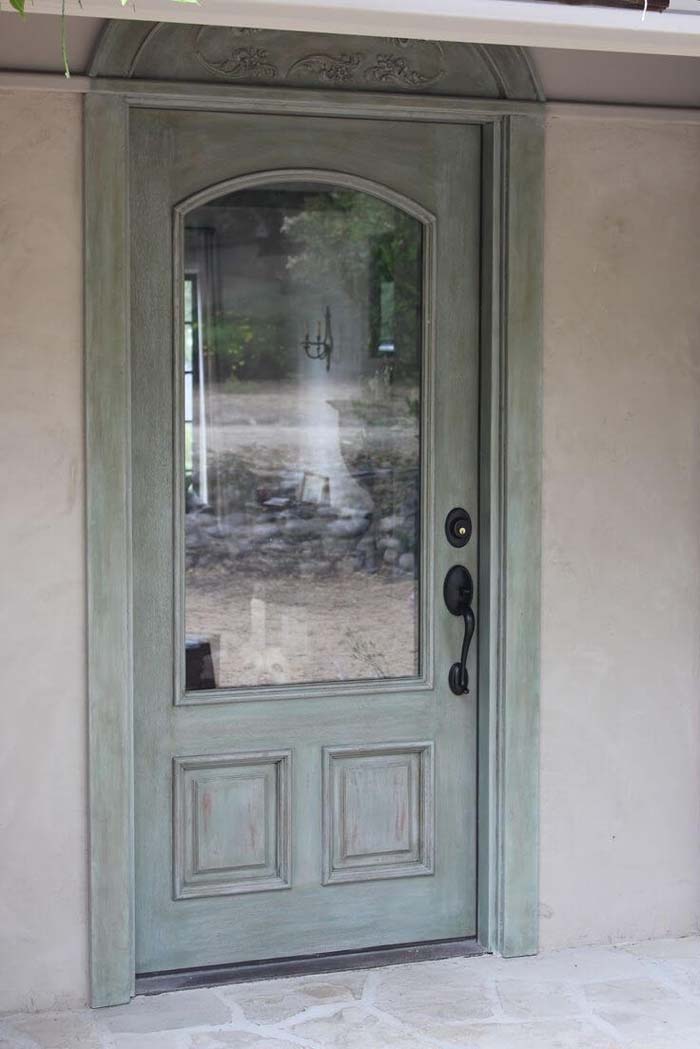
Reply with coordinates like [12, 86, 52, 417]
[130, 107, 481, 974]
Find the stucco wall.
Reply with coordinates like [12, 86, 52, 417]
[0, 91, 699, 1013]
[0, 91, 87, 1012]
[541, 115, 700, 948]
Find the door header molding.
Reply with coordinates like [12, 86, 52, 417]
[88, 20, 544, 101]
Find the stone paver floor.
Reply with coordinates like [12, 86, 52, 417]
[3, 938, 700, 1048]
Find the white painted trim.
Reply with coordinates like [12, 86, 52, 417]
[18, 0, 700, 56]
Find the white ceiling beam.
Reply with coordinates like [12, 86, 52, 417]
[20, 0, 700, 56]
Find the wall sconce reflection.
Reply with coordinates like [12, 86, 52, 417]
[301, 306, 333, 372]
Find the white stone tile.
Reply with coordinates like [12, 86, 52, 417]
[4, 1012, 103, 1049]
[496, 979, 583, 1019]
[190, 1033, 311, 1049]
[594, 1000, 700, 1041]
[486, 948, 646, 985]
[427, 1019, 622, 1048]
[584, 978, 683, 1011]
[98, 990, 231, 1035]
[110, 1033, 194, 1049]
[616, 1027, 700, 1049]
[289, 1005, 431, 1048]
[621, 938, 700, 962]
[216, 972, 367, 1025]
[8, 939, 700, 1049]
[371, 959, 494, 1023]
[0, 1026, 42, 1049]
[653, 960, 700, 997]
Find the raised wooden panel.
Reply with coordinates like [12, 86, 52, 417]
[323, 742, 434, 885]
[173, 751, 291, 898]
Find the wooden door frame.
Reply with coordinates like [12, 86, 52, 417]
[85, 82, 543, 1007]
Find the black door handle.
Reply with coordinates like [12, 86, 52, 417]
[443, 565, 475, 695]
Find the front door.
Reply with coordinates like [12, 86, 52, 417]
[130, 107, 481, 974]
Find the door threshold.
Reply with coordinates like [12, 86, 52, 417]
[135, 937, 485, 996]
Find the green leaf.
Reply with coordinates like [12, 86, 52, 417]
[61, 0, 71, 77]
[9, 0, 26, 15]
[171, 0, 201, 5]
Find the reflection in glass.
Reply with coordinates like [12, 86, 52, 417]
[183, 184, 423, 690]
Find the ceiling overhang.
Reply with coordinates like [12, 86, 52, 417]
[18, 0, 700, 57]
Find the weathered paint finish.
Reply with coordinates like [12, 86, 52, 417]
[88, 20, 544, 102]
[474, 114, 544, 960]
[498, 114, 544, 958]
[173, 751, 292, 898]
[85, 73, 543, 1005]
[85, 91, 134, 1007]
[129, 107, 481, 973]
[323, 742, 434, 884]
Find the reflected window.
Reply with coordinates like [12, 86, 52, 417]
[183, 274, 209, 504]
[183, 183, 423, 691]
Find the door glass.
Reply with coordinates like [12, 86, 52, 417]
[182, 183, 423, 691]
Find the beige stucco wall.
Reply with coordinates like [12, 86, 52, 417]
[0, 91, 699, 1013]
[541, 115, 700, 948]
[0, 91, 87, 1013]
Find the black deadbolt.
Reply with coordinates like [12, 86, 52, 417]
[445, 507, 472, 548]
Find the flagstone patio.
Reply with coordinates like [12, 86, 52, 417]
[3, 937, 700, 1048]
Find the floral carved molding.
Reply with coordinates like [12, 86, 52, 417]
[193, 29, 447, 88]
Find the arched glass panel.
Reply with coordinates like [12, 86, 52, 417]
[182, 182, 423, 691]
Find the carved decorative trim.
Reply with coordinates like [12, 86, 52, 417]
[194, 32, 278, 81]
[89, 22, 544, 101]
[288, 51, 363, 83]
[365, 54, 443, 87]
[194, 30, 446, 88]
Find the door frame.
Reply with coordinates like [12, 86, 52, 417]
[85, 81, 543, 1007]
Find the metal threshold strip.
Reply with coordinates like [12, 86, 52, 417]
[135, 937, 485, 996]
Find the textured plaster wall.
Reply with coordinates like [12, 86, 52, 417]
[1, 93, 700, 1013]
[540, 115, 700, 949]
[0, 91, 87, 1012]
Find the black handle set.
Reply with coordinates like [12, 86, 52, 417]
[443, 509, 475, 696]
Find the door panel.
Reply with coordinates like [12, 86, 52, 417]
[130, 109, 481, 973]
[322, 742, 434, 884]
[173, 750, 292, 899]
